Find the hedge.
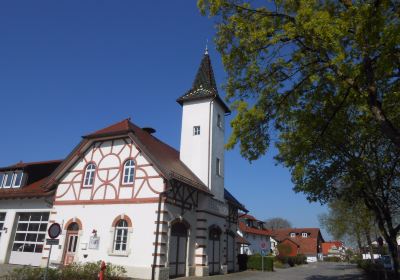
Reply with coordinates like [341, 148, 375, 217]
[247, 254, 274, 271]
[276, 254, 307, 267]
[5, 261, 126, 280]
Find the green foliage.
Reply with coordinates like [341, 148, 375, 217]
[275, 254, 307, 267]
[357, 260, 398, 280]
[247, 254, 274, 271]
[198, 0, 400, 275]
[323, 256, 342, 262]
[6, 261, 127, 280]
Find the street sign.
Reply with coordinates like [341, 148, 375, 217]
[48, 223, 62, 239]
[46, 239, 59, 246]
[261, 249, 268, 257]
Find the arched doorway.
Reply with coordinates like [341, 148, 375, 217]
[63, 222, 80, 265]
[168, 222, 188, 278]
[226, 231, 235, 272]
[208, 226, 221, 275]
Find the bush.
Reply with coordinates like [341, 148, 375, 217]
[323, 256, 342, 262]
[357, 259, 398, 280]
[247, 254, 274, 271]
[6, 261, 127, 280]
[275, 254, 307, 267]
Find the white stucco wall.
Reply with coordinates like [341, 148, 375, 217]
[0, 198, 52, 265]
[179, 99, 226, 201]
[45, 203, 159, 279]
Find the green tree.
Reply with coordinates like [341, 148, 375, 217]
[198, 0, 400, 274]
[319, 199, 377, 260]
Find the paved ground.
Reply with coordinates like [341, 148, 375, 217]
[0, 262, 365, 279]
[183, 262, 366, 280]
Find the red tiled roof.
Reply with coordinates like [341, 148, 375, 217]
[47, 119, 211, 194]
[236, 234, 251, 245]
[239, 213, 257, 220]
[0, 160, 62, 199]
[271, 228, 321, 241]
[239, 222, 272, 237]
[322, 241, 344, 255]
[297, 237, 318, 255]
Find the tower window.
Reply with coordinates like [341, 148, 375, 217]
[193, 126, 200, 136]
[216, 158, 221, 176]
[217, 114, 222, 128]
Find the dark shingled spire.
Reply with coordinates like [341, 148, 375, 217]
[177, 51, 230, 113]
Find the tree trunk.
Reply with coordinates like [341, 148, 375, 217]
[387, 235, 399, 278]
[365, 230, 375, 263]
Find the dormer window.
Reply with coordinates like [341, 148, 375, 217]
[193, 126, 200, 135]
[290, 232, 296, 237]
[302, 232, 308, 238]
[0, 172, 24, 189]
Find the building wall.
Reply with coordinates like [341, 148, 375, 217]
[179, 99, 226, 201]
[0, 198, 52, 265]
[55, 137, 164, 203]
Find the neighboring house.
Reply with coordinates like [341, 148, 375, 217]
[0, 50, 247, 280]
[0, 160, 61, 266]
[272, 228, 325, 262]
[237, 214, 272, 255]
[322, 241, 346, 259]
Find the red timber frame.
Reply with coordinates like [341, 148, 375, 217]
[55, 138, 164, 205]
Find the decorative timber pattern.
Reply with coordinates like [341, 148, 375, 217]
[55, 138, 165, 204]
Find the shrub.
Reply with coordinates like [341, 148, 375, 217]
[357, 259, 398, 280]
[324, 256, 342, 262]
[277, 243, 293, 256]
[247, 254, 274, 271]
[275, 254, 307, 267]
[6, 261, 127, 280]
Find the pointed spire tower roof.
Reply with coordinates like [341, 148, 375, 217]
[177, 50, 230, 113]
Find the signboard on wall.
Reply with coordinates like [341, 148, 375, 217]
[89, 236, 100, 249]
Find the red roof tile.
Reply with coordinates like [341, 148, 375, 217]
[239, 222, 272, 237]
[236, 234, 251, 245]
[0, 160, 62, 199]
[271, 228, 322, 241]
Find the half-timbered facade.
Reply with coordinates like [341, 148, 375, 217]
[0, 51, 247, 280]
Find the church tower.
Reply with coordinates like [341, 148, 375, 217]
[177, 50, 230, 201]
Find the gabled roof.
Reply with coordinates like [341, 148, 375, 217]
[236, 234, 251, 245]
[176, 52, 230, 113]
[239, 221, 272, 237]
[271, 228, 323, 241]
[46, 119, 211, 195]
[0, 160, 62, 199]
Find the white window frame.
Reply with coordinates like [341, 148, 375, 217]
[302, 232, 308, 238]
[12, 172, 23, 188]
[0, 173, 4, 188]
[3, 173, 13, 189]
[122, 160, 135, 185]
[193, 126, 200, 136]
[290, 232, 296, 237]
[83, 163, 96, 187]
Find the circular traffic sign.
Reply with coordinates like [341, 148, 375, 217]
[48, 223, 62, 239]
[261, 242, 267, 249]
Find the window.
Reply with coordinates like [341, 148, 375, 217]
[3, 173, 13, 188]
[290, 232, 296, 237]
[12, 172, 23, 188]
[216, 158, 221, 176]
[114, 219, 128, 252]
[302, 232, 308, 238]
[217, 114, 222, 128]
[0, 173, 4, 188]
[193, 126, 200, 135]
[122, 160, 135, 184]
[0, 213, 5, 233]
[12, 212, 49, 253]
[83, 163, 96, 187]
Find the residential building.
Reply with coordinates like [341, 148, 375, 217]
[237, 214, 271, 255]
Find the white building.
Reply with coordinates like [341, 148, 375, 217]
[0, 51, 246, 280]
[237, 214, 271, 255]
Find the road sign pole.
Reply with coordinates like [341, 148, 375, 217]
[43, 244, 52, 280]
[262, 255, 264, 272]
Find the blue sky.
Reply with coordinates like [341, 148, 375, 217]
[0, 1, 329, 238]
